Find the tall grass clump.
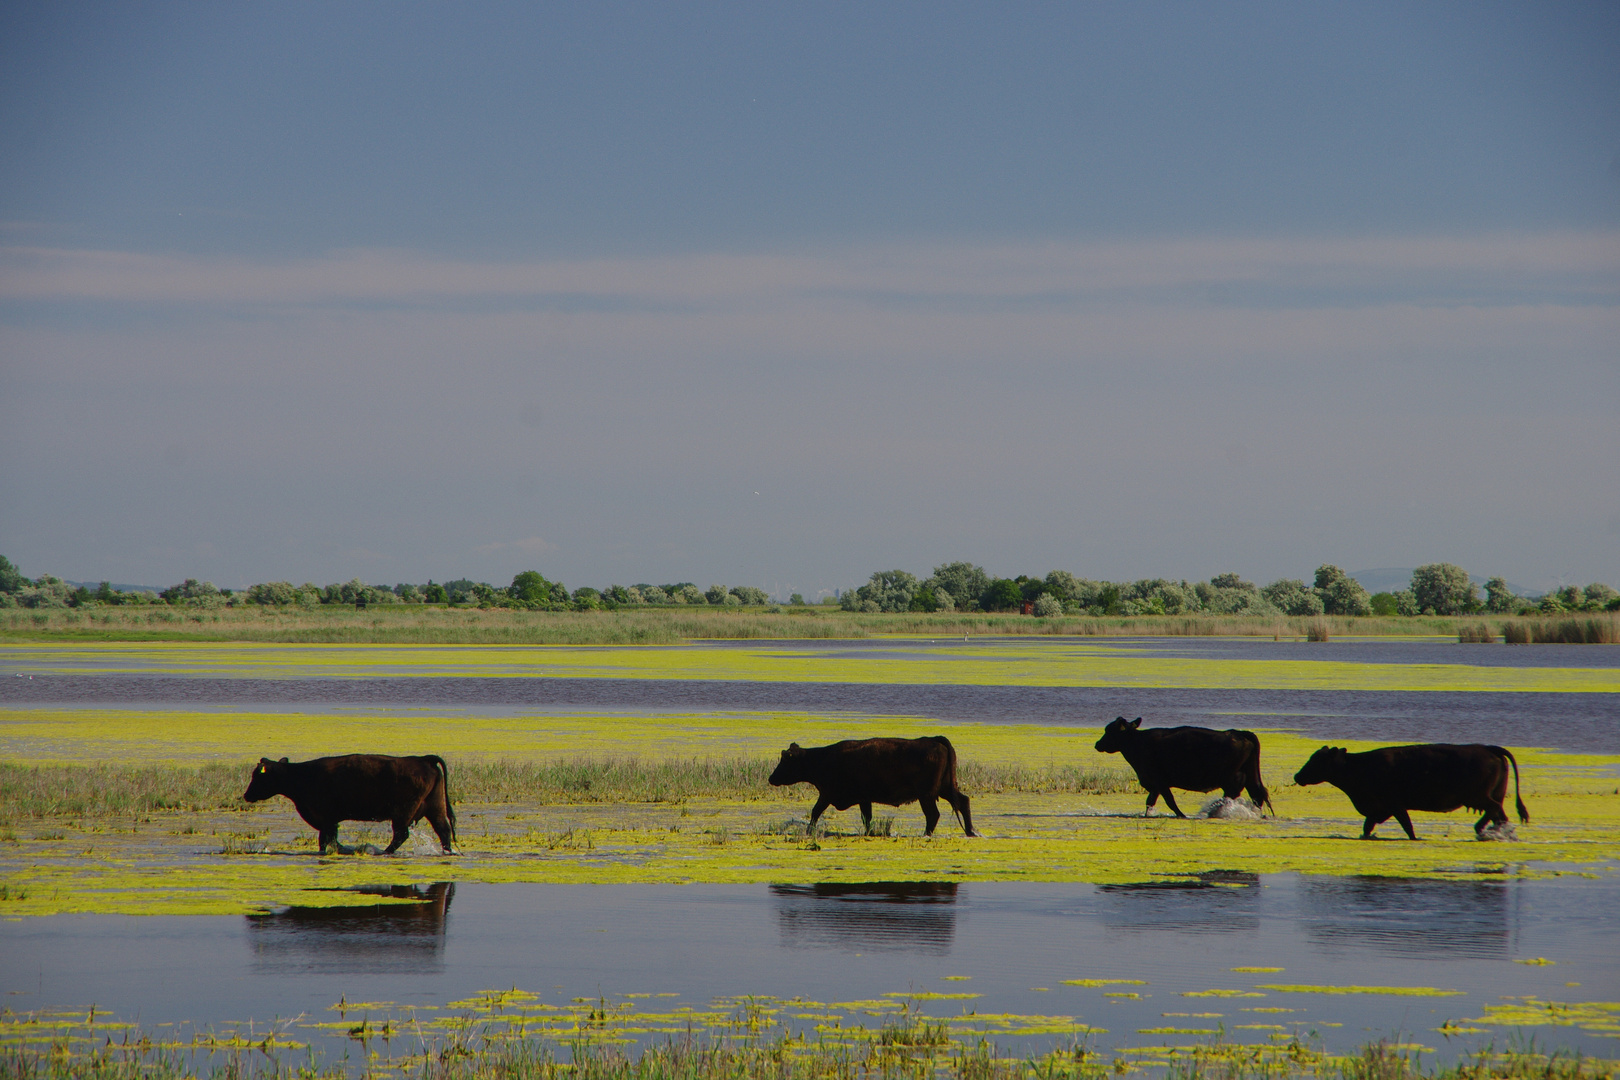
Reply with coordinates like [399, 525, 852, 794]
[0, 762, 247, 823]
[1500, 614, 1618, 644]
[1458, 623, 1497, 643]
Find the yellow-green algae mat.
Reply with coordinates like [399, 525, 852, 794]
[4, 638, 1619, 692]
[1, 707, 1616, 917]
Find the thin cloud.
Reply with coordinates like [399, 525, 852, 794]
[3, 232, 1615, 310]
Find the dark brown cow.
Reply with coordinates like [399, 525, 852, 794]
[1094, 717, 1274, 818]
[1293, 743, 1528, 840]
[768, 736, 978, 837]
[243, 754, 457, 854]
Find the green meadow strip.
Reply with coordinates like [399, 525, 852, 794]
[4, 639, 1618, 691]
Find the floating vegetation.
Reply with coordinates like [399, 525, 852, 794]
[1255, 984, 1466, 997]
[1232, 967, 1285, 973]
[1, 993, 1617, 1080]
[1064, 980, 1150, 988]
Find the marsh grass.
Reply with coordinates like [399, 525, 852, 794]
[0, 758, 1140, 821]
[1, 606, 1493, 644]
[0, 1021, 1612, 1080]
[1500, 615, 1618, 645]
[1458, 624, 1497, 644]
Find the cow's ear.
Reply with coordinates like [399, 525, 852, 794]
[787, 742, 802, 754]
[279, 756, 289, 764]
[259, 757, 272, 765]
[1130, 717, 1143, 729]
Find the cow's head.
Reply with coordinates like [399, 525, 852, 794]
[1293, 746, 1346, 786]
[768, 743, 808, 787]
[1094, 716, 1142, 754]
[243, 756, 290, 802]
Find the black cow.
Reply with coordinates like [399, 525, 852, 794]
[1094, 717, 1273, 818]
[768, 736, 978, 837]
[1293, 743, 1529, 840]
[243, 754, 457, 855]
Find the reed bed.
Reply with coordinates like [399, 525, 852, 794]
[1, 606, 1484, 644]
[0, 1023, 1610, 1080]
[0, 758, 1138, 821]
[1500, 615, 1618, 645]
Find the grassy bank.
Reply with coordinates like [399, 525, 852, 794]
[0, 605, 1510, 644]
[0, 758, 1138, 822]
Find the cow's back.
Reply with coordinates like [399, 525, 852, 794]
[1127, 726, 1256, 790]
[287, 755, 440, 822]
[813, 737, 955, 807]
[1351, 745, 1507, 813]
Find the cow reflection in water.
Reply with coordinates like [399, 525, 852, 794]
[771, 883, 958, 955]
[1300, 876, 1517, 960]
[1097, 871, 1263, 934]
[246, 882, 454, 974]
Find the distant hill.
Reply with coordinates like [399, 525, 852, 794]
[1349, 568, 1539, 598]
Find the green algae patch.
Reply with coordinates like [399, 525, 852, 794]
[5, 638, 1618, 693]
[1256, 984, 1465, 997]
[1464, 999, 1620, 1038]
[1065, 980, 1149, 988]
[2, 707, 1618, 916]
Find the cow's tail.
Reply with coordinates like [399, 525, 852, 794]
[426, 754, 457, 845]
[1491, 746, 1530, 824]
[1241, 730, 1276, 817]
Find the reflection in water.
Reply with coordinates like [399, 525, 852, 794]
[1298, 876, 1518, 960]
[246, 882, 454, 974]
[1096, 871, 1262, 933]
[771, 882, 958, 954]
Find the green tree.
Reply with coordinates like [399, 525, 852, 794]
[853, 570, 919, 613]
[730, 586, 769, 605]
[982, 578, 1024, 612]
[1368, 592, 1400, 616]
[246, 581, 297, 605]
[1262, 579, 1326, 617]
[1410, 564, 1477, 615]
[1484, 577, 1515, 614]
[0, 555, 24, 594]
[509, 570, 553, 605]
[422, 581, 448, 604]
[930, 561, 990, 612]
[1584, 582, 1619, 611]
[789, 592, 805, 606]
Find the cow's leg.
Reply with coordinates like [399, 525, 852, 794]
[385, 819, 411, 854]
[1475, 801, 1507, 835]
[808, 796, 831, 833]
[920, 798, 941, 836]
[426, 810, 456, 853]
[1143, 791, 1159, 815]
[1160, 789, 1187, 819]
[860, 802, 874, 835]
[1361, 815, 1384, 839]
[1393, 810, 1418, 840]
[318, 825, 339, 854]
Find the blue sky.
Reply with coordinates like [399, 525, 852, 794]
[1, 2, 1617, 596]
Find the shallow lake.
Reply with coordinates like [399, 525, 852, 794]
[4, 875, 1616, 1061]
[4, 637, 1619, 751]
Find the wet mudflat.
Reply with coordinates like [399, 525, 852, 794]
[2, 876, 1617, 1063]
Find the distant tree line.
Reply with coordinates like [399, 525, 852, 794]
[838, 561, 1620, 618]
[2, 553, 1615, 617]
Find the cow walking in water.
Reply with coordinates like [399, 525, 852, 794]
[768, 736, 979, 837]
[1293, 743, 1528, 840]
[1094, 717, 1274, 818]
[243, 754, 457, 855]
